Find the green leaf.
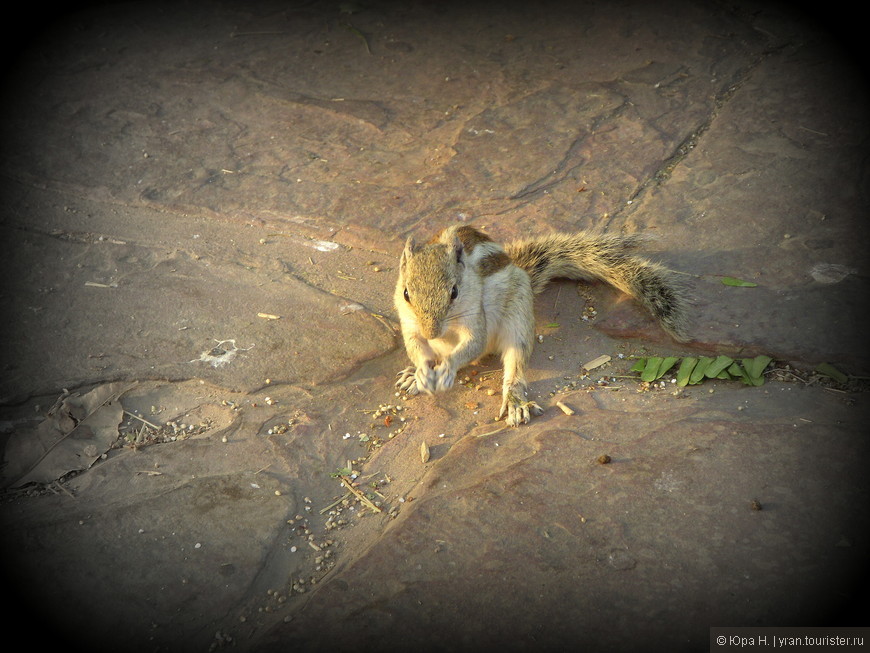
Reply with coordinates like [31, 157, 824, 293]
[676, 357, 698, 386]
[689, 356, 713, 384]
[641, 357, 663, 382]
[631, 358, 647, 373]
[705, 355, 734, 378]
[659, 356, 680, 378]
[730, 356, 771, 386]
[743, 355, 772, 381]
[721, 276, 758, 287]
[545, 322, 560, 329]
[747, 373, 765, 386]
[727, 362, 751, 385]
[815, 362, 848, 384]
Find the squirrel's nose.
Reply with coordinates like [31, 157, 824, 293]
[420, 317, 442, 340]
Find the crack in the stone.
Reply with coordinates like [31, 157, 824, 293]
[602, 49, 775, 232]
[509, 97, 633, 205]
[509, 133, 587, 201]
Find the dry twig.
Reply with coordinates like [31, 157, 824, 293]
[339, 475, 382, 513]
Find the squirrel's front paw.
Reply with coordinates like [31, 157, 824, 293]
[415, 363, 440, 394]
[395, 363, 439, 395]
[433, 361, 456, 392]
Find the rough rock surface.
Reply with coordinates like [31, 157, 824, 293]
[1, 2, 867, 651]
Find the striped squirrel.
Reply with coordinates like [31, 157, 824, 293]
[394, 225, 689, 426]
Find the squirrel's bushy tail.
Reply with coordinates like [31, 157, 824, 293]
[505, 232, 690, 340]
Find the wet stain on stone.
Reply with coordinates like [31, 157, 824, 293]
[607, 548, 637, 571]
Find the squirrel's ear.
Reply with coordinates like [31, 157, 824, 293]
[452, 236, 464, 263]
[402, 237, 416, 261]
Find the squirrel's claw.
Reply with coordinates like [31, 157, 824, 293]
[395, 366, 420, 395]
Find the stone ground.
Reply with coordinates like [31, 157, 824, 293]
[0, 1, 868, 651]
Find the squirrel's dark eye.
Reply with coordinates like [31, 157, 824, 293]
[403, 288, 410, 303]
[450, 285, 458, 300]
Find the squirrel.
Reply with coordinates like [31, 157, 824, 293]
[394, 224, 689, 427]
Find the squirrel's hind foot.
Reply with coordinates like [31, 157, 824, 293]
[499, 392, 544, 427]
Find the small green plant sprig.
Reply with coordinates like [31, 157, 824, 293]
[630, 354, 773, 387]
